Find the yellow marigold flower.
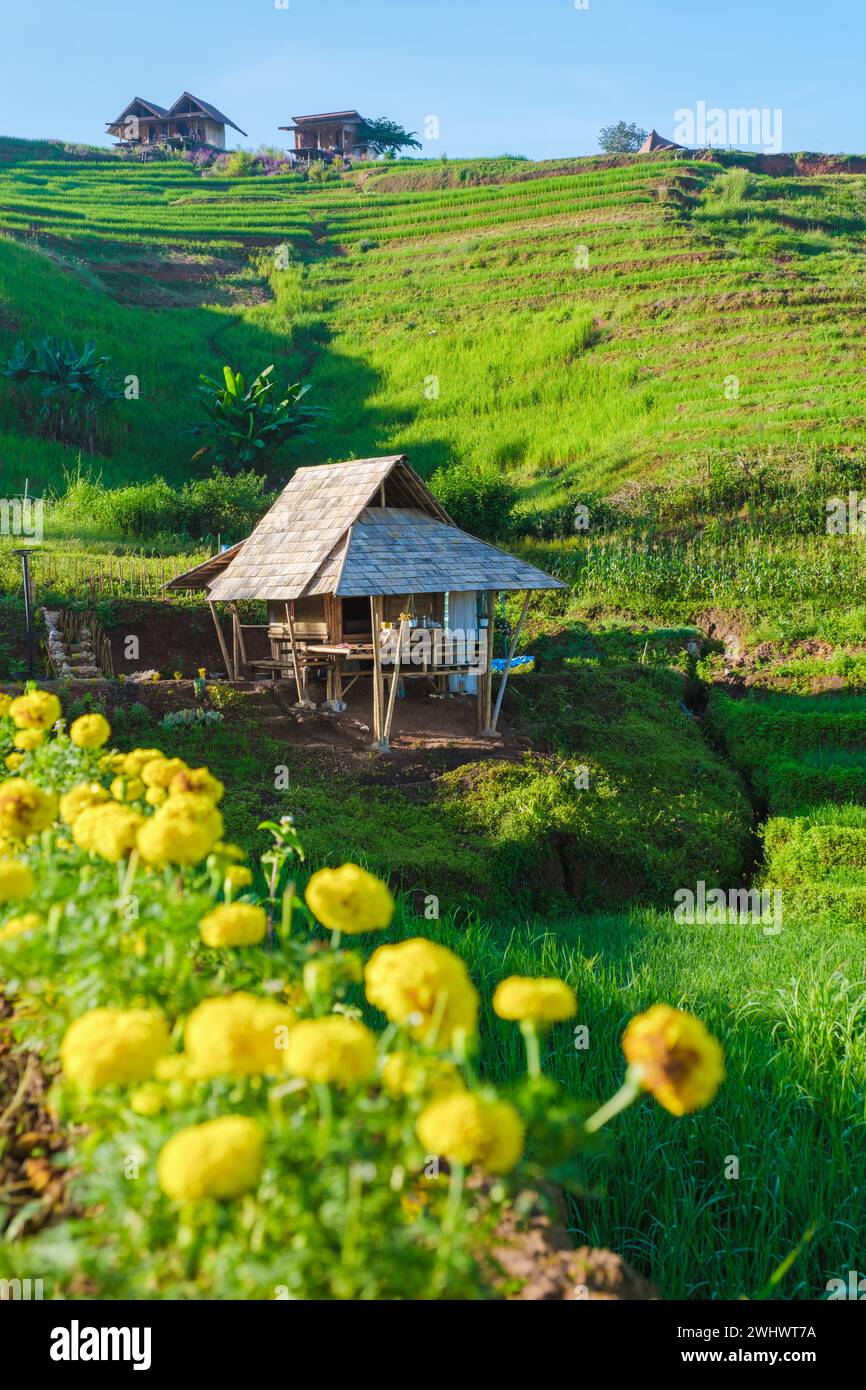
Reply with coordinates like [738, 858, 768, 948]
[169, 766, 224, 803]
[129, 1082, 166, 1116]
[9, 691, 61, 732]
[13, 729, 44, 752]
[416, 1093, 524, 1173]
[141, 756, 185, 789]
[122, 748, 165, 776]
[365, 938, 479, 1049]
[0, 858, 35, 903]
[69, 713, 111, 749]
[60, 1007, 170, 1089]
[381, 1051, 464, 1101]
[110, 775, 145, 803]
[199, 903, 267, 949]
[184, 993, 295, 1078]
[158, 1115, 265, 1202]
[145, 786, 167, 807]
[4, 754, 24, 772]
[154, 1054, 193, 1082]
[224, 864, 252, 889]
[622, 1005, 725, 1116]
[59, 782, 110, 825]
[0, 693, 11, 717]
[0, 779, 57, 838]
[72, 803, 143, 862]
[305, 863, 394, 934]
[285, 1016, 377, 1087]
[0, 911, 42, 942]
[137, 800, 223, 867]
[493, 976, 577, 1026]
[213, 841, 245, 862]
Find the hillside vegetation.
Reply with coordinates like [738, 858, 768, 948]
[2, 151, 866, 511]
[1, 144, 865, 1300]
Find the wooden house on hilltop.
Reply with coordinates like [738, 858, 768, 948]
[167, 456, 566, 748]
[279, 110, 370, 163]
[107, 93, 247, 151]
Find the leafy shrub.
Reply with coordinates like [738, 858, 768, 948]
[429, 460, 517, 539]
[51, 469, 270, 543]
[1, 338, 123, 449]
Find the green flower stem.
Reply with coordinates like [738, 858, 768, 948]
[432, 1158, 465, 1297]
[281, 881, 294, 938]
[520, 1020, 542, 1078]
[330, 928, 342, 951]
[584, 1066, 644, 1134]
[313, 1081, 333, 1152]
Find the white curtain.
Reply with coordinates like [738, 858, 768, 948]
[446, 590, 479, 694]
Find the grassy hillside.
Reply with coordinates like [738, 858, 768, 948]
[2, 144, 865, 1301]
[3, 150, 866, 516]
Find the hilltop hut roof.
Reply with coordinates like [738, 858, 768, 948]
[167, 93, 248, 137]
[638, 129, 684, 153]
[167, 456, 566, 600]
[109, 97, 170, 125]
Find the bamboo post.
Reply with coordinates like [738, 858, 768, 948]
[487, 591, 531, 736]
[370, 596, 384, 746]
[483, 590, 496, 730]
[477, 590, 495, 732]
[209, 601, 234, 679]
[382, 618, 408, 749]
[230, 603, 249, 676]
[285, 602, 305, 705]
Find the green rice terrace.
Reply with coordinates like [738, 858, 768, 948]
[0, 142, 864, 1302]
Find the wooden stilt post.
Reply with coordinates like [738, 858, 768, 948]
[370, 596, 385, 747]
[382, 618, 408, 748]
[209, 601, 235, 680]
[479, 590, 496, 732]
[285, 602, 306, 706]
[230, 603, 248, 677]
[487, 591, 531, 735]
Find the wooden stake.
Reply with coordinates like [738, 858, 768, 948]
[370, 596, 384, 746]
[382, 618, 408, 748]
[209, 601, 234, 680]
[488, 591, 530, 735]
[285, 602, 305, 703]
[230, 603, 248, 675]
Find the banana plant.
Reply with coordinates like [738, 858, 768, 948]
[1, 337, 123, 447]
[189, 364, 322, 473]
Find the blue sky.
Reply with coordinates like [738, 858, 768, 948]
[1, 0, 863, 158]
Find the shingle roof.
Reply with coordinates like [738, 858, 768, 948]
[331, 508, 566, 595]
[108, 97, 170, 126]
[168, 456, 566, 600]
[291, 111, 364, 124]
[168, 92, 248, 137]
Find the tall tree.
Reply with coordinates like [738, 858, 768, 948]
[598, 121, 647, 154]
[357, 117, 422, 158]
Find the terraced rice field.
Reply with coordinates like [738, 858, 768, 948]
[3, 153, 866, 512]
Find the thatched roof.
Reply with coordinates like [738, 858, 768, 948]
[167, 456, 566, 600]
[638, 129, 684, 153]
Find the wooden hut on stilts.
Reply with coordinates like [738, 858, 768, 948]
[167, 456, 566, 749]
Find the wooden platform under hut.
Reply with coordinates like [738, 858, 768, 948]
[167, 456, 566, 749]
